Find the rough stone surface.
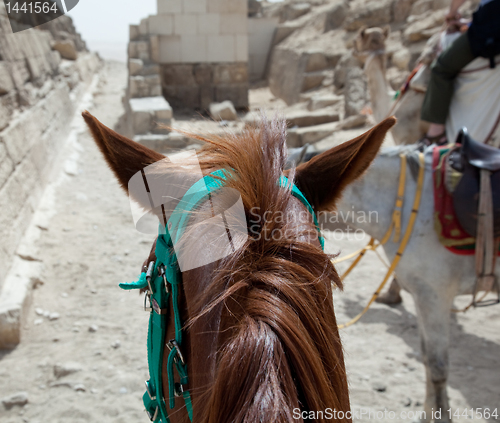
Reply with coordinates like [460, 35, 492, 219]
[307, 94, 343, 111]
[404, 10, 444, 42]
[1, 392, 28, 409]
[344, 0, 393, 31]
[268, 47, 308, 105]
[344, 66, 367, 118]
[286, 109, 340, 128]
[52, 40, 78, 60]
[210, 100, 238, 121]
[392, 48, 411, 71]
[54, 362, 82, 379]
[324, 2, 348, 32]
[0, 63, 14, 95]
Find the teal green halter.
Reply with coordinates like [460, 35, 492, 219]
[120, 170, 323, 423]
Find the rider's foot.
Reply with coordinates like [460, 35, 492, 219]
[418, 131, 448, 148]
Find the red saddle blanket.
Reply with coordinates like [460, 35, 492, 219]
[433, 146, 476, 255]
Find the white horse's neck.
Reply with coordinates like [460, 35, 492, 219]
[336, 152, 400, 241]
[364, 52, 392, 123]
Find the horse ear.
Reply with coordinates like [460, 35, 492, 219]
[291, 117, 396, 211]
[82, 110, 165, 193]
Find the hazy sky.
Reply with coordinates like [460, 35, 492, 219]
[67, 0, 157, 62]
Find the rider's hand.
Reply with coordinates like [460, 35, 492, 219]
[445, 11, 462, 27]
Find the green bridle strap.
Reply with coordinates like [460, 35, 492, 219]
[120, 169, 323, 423]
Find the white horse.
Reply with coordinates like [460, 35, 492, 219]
[335, 145, 498, 423]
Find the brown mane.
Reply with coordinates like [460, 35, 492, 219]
[184, 117, 350, 423]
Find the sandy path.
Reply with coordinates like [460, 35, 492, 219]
[0, 60, 498, 423]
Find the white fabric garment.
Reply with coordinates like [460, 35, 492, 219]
[446, 56, 500, 147]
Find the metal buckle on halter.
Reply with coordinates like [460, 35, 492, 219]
[166, 339, 185, 366]
[158, 264, 169, 294]
[146, 261, 155, 293]
[145, 406, 159, 422]
[145, 380, 157, 401]
[144, 292, 152, 313]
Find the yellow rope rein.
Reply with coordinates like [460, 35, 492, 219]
[335, 152, 426, 329]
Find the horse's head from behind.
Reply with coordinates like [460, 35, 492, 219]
[83, 111, 395, 423]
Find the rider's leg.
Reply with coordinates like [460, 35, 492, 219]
[421, 32, 477, 143]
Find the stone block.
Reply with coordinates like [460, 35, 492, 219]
[404, 10, 444, 42]
[130, 24, 140, 41]
[392, 48, 411, 71]
[207, 0, 222, 13]
[219, 13, 248, 35]
[134, 134, 184, 151]
[283, 3, 311, 21]
[324, 2, 348, 31]
[0, 92, 17, 132]
[148, 14, 174, 35]
[194, 64, 213, 85]
[227, 0, 247, 13]
[129, 58, 144, 76]
[158, 0, 182, 14]
[170, 85, 201, 109]
[139, 18, 149, 36]
[236, 35, 248, 62]
[207, 35, 236, 62]
[181, 35, 208, 63]
[215, 84, 248, 108]
[344, 0, 393, 31]
[129, 75, 161, 98]
[129, 96, 173, 134]
[9, 60, 30, 90]
[162, 64, 196, 86]
[392, 0, 414, 23]
[214, 63, 248, 84]
[150, 35, 160, 63]
[301, 72, 325, 92]
[0, 257, 42, 349]
[184, 0, 207, 13]
[305, 52, 328, 72]
[159, 36, 181, 63]
[268, 47, 308, 105]
[344, 66, 367, 118]
[174, 14, 197, 35]
[285, 109, 340, 128]
[0, 63, 14, 95]
[197, 13, 220, 35]
[307, 94, 343, 111]
[210, 100, 238, 121]
[128, 41, 151, 61]
[274, 22, 303, 45]
[200, 85, 215, 109]
[0, 142, 14, 190]
[52, 40, 77, 60]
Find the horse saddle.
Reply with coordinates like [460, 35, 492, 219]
[451, 128, 500, 299]
[452, 128, 500, 238]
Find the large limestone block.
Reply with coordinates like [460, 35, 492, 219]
[214, 84, 248, 108]
[0, 63, 14, 95]
[128, 41, 151, 61]
[158, 0, 182, 14]
[0, 92, 17, 132]
[129, 58, 144, 76]
[344, 0, 393, 31]
[344, 66, 367, 118]
[129, 96, 173, 135]
[268, 47, 308, 105]
[148, 14, 174, 36]
[307, 94, 343, 111]
[286, 109, 340, 128]
[324, 1, 348, 31]
[52, 40, 78, 60]
[209, 100, 238, 121]
[404, 10, 444, 42]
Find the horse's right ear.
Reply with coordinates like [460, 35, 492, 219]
[291, 117, 396, 212]
[82, 111, 165, 194]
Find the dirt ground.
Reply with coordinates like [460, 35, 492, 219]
[0, 61, 498, 423]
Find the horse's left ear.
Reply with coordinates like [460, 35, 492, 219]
[291, 117, 396, 211]
[82, 110, 165, 193]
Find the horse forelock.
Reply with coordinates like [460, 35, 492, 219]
[183, 117, 350, 423]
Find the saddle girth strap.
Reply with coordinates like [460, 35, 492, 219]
[474, 169, 498, 302]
